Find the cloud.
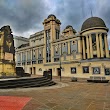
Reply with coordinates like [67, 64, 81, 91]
[0, 0, 110, 48]
[0, 0, 50, 37]
[51, 0, 110, 46]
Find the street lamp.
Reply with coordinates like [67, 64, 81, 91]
[59, 55, 62, 81]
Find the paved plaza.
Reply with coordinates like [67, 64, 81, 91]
[0, 77, 110, 110]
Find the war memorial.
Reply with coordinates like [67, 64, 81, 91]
[0, 26, 15, 76]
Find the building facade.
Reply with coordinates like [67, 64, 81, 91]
[16, 14, 110, 79]
[14, 36, 29, 48]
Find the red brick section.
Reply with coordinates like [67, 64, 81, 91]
[0, 96, 31, 110]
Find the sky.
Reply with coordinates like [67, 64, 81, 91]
[0, 0, 110, 47]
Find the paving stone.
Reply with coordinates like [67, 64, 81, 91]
[45, 102, 57, 108]
[0, 77, 109, 110]
[52, 105, 67, 110]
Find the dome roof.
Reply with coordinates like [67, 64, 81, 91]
[81, 17, 107, 31]
[66, 25, 73, 29]
[47, 14, 56, 19]
[65, 25, 76, 33]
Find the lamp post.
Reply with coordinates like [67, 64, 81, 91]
[59, 55, 62, 81]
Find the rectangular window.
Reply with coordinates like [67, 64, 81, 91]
[83, 66, 89, 73]
[32, 61, 36, 64]
[27, 62, 31, 65]
[64, 54, 66, 60]
[46, 30, 51, 63]
[105, 68, 110, 75]
[27, 51, 31, 61]
[93, 67, 100, 74]
[38, 60, 43, 64]
[32, 50, 36, 60]
[71, 67, 76, 74]
[56, 30, 59, 39]
[17, 53, 21, 62]
[54, 58, 59, 62]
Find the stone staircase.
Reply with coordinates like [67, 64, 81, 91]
[0, 77, 56, 89]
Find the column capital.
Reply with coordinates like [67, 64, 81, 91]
[99, 33, 102, 36]
[85, 34, 89, 37]
[96, 33, 99, 36]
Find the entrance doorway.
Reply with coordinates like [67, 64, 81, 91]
[30, 68, 32, 74]
[57, 68, 61, 76]
[49, 69, 52, 74]
[33, 67, 36, 75]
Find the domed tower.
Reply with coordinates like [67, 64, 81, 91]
[80, 17, 109, 59]
[43, 14, 61, 63]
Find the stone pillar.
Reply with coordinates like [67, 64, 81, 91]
[99, 33, 104, 57]
[21, 52, 22, 66]
[68, 41, 71, 54]
[78, 39, 82, 53]
[50, 21, 55, 63]
[96, 33, 100, 57]
[86, 35, 90, 59]
[25, 51, 27, 65]
[89, 34, 93, 58]
[104, 33, 109, 58]
[31, 49, 33, 74]
[82, 36, 86, 59]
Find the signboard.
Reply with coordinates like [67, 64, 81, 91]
[71, 67, 76, 74]
[5, 52, 13, 61]
[83, 66, 89, 73]
[93, 67, 100, 74]
[105, 68, 110, 75]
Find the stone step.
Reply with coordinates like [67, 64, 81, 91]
[0, 77, 47, 86]
[0, 77, 56, 89]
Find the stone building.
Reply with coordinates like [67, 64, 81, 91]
[15, 14, 110, 79]
[14, 36, 29, 48]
